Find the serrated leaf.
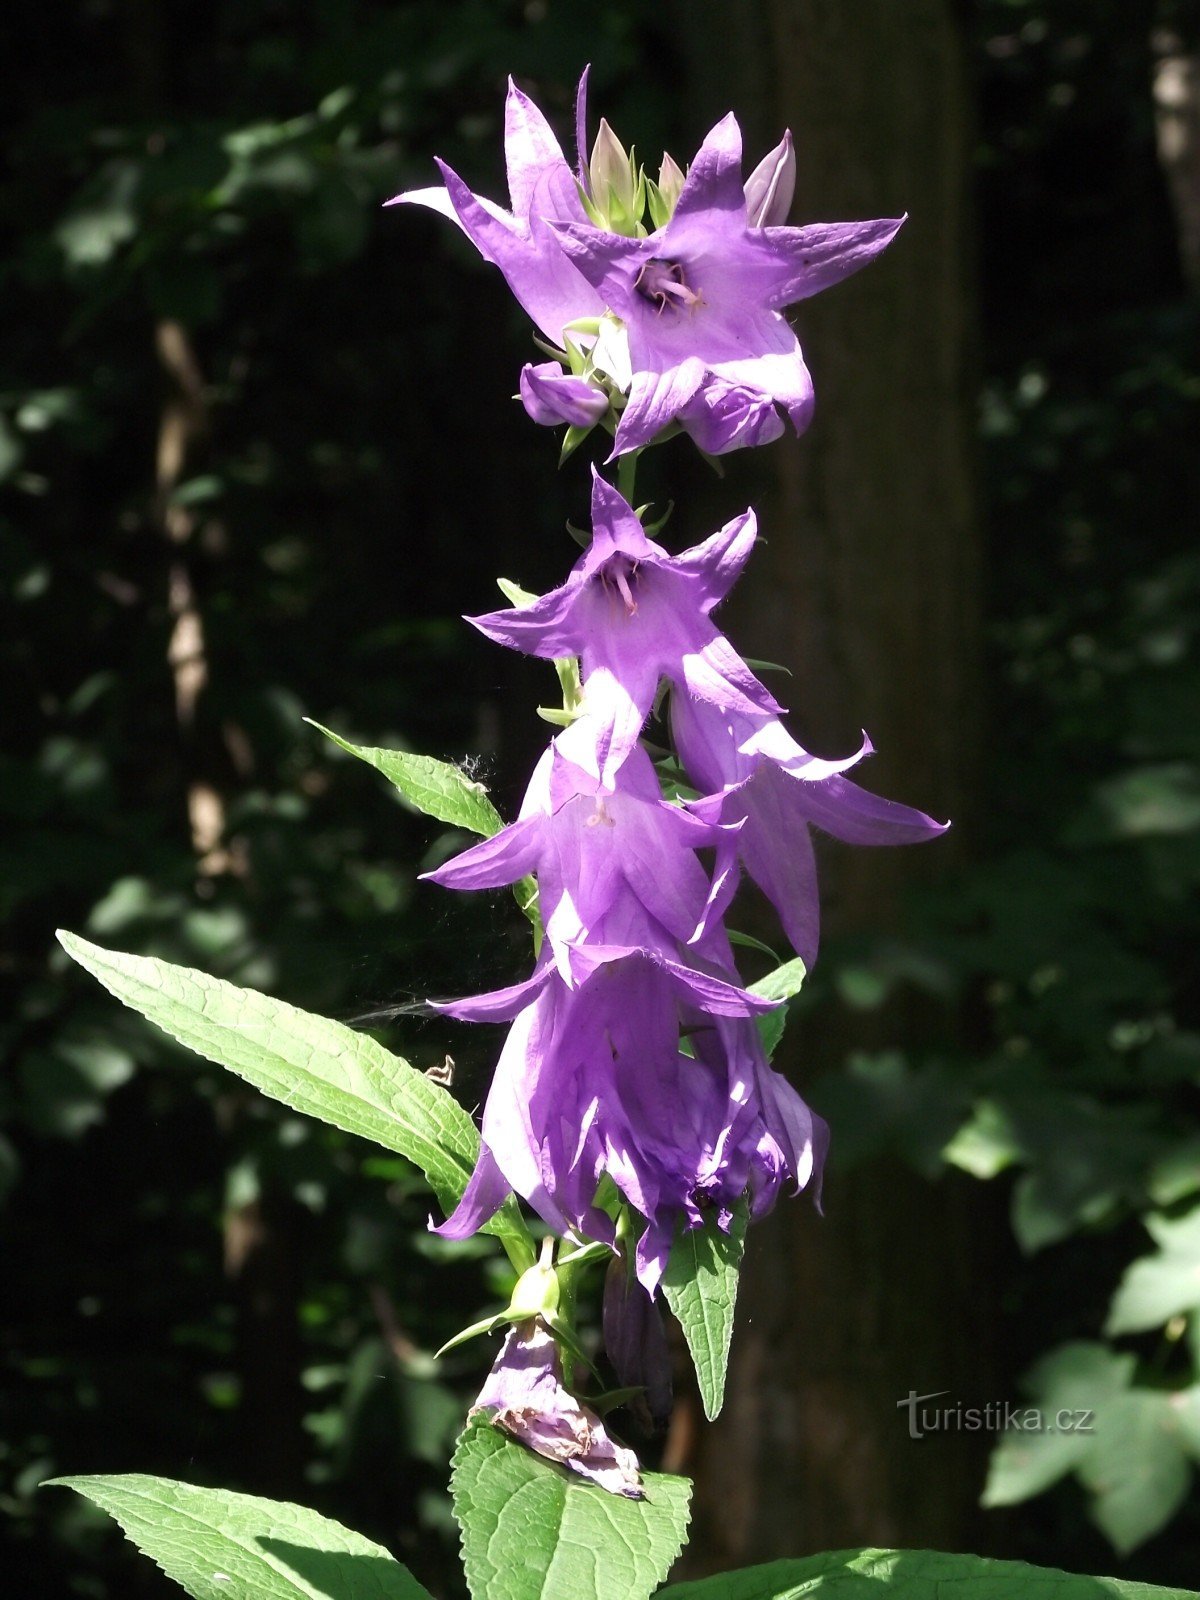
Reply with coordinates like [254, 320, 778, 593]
[450, 1418, 690, 1600]
[46, 1474, 433, 1600]
[658, 1546, 1200, 1599]
[57, 932, 530, 1254]
[308, 721, 503, 837]
[749, 958, 806, 1061]
[661, 1201, 749, 1421]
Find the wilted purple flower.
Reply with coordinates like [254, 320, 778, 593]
[469, 470, 778, 784]
[676, 697, 948, 968]
[475, 1318, 643, 1496]
[390, 77, 902, 456]
[519, 361, 609, 428]
[431, 944, 788, 1291]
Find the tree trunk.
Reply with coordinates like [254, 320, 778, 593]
[673, 0, 992, 1567]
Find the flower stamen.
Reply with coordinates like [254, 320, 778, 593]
[634, 257, 704, 315]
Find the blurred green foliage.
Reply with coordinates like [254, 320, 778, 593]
[798, 0, 1200, 1580]
[2, 0, 1199, 1595]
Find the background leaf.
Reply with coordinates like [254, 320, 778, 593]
[449, 1417, 691, 1600]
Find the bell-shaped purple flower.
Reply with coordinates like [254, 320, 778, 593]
[424, 741, 729, 971]
[474, 1318, 643, 1496]
[431, 944, 786, 1292]
[549, 111, 902, 454]
[675, 697, 948, 968]
[468, 470, 779, 784]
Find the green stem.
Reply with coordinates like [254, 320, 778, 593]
[617, 447, 640, 504]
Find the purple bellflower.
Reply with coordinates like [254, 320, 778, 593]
[475, 1318, 643, 1496]
[675, 697, 948, 969]
[389, 76, 903, 456]
[469, 470, 778, 786]
[424, 739, 730, 968]
[429, 937, 783, 1291]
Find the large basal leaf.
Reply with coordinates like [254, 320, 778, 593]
[658, 1547, 1200, 1599]
[450, 1418, 691, 1600]
[661, 1201, 749, 1421]
[307, 721, 503, 836]
[46, 1474, 433, 1600]
[56, 932, 529, 1252]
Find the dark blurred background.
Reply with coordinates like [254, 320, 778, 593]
[2, 1, 1198, 1595]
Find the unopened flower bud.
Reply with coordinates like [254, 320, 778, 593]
[508, 1257, 562, 1321]
[590, 118, 639, 233]
[658, 152, 685, 211]
[743, 129, 796, 227]
[519, 362, 609, 428]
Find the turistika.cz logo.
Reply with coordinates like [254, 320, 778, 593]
[896, 1389, 1096, 1442]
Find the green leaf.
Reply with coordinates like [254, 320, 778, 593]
[1107, 1203, 1200, 1335]
[450, 1418, 690, 1600]
[658, 1546, 1200, 1599]
[56, 932, 530, 1256]
[1078, 1388, 1192, 1555]
[45, 1474, 433, 1600]
[661, 1201, 749, 1421]
[748, 957, 806, 1060]
[983, 1343, 1134, 1508]
[984, 1341, 1197, 1555]
[307, 721, 503, 837]
[310, 721, 541, 943]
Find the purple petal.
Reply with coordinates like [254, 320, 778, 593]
[519, 362, 608, 427]
[789, 769, 949, 847]
[436, 159, 601, 343]
[575, 65, 591, 188]
[503, 77, 584, 223]
[610, 359, 707, 455]
[433, 1143, 512, 1238]
[432, 959, 554, 1023]
[423, 815, 543, 892]
[671, 507, 759, 611]
[755, 215, 907, 308]
[667, 112, 746, 231]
